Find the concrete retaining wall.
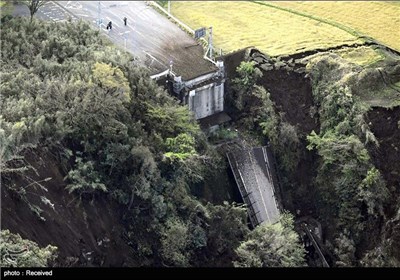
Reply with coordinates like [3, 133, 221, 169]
[189, 82, 224, 119]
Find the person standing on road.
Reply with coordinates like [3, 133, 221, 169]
[123, 17, 127, 26]
[107, 21, 112, 30]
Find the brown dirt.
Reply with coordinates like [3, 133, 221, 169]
[367, 106, 400, 211]
[250, 50, 320, 215]
[1, 149, 136, 267]
[258, 68, 318, 136]
[223, 46, 399, 265]
[221, 48, 249, 117]
[221, 47, 320, 216]
[157, 39, 217, 81]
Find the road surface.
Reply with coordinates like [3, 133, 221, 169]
[228, 146, 280, 226]
[12, 1, 216, 79]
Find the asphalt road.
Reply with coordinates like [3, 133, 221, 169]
[229, 147, 280, 226]
[12, 1, 79, 22]
[12, 1, 216, 79]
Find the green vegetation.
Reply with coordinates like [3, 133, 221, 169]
[0, 15, 311, 267]
[0, 1, 14, 17]
[303, 52, 400, 108]
[65, 157, 108, 195]
[333, 46, 385, 67]
[156, 1, 168, 9]
[234, 213, 306, 267]
[208, 127, 238, 144]
[228, 47, 399, 266]
[3, 1, 398, 268]
[0, 230, 57, 267]
[232, 61, 301, 172]
[21, 0, 47, 22]
[0, 17, 253, 267]
[305, 54, 392, 266]
[164, 133, 197, 161]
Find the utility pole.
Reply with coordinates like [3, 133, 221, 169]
[207, 26, 213, 60]
[119, 30, 130, 50]
[97, 1, 102, 30]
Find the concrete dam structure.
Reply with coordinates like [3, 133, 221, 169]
[181, 60, 225, 120]
[143, 2, 228, 123]
[152, 60, 226, 121]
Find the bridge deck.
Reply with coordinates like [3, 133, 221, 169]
[227, 146, 280, 226]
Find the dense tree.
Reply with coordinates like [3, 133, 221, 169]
[231, 61, 301, 172]
[204, 202, 250, 266]
[0, 230, 57, 267]
[0, 1, 14, 18]
[306, 54, 390, 265]
[160, 218, 190, 267]
[234, 213, 306, 267]
[0, 17, 251, 267]
[232, 61, 262, 111]
[21, 0, 46, 22]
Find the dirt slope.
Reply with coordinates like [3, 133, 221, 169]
[367, 106, 400, 205]
[1, 149, 136, 266]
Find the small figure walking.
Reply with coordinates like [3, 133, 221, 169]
[106, 21, 112, 30]
[123, 17, 127, 26]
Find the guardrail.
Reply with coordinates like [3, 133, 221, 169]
[227, 151, 260, 227]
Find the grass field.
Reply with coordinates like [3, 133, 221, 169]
[170, 1, 361, 56]
[170, 1, 399, 56]
[334, 46, 385, 66]
[271, 1, 400, 52]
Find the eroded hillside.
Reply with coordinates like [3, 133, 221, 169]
[241, 44, 400, 266]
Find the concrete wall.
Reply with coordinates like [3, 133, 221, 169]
[188, 81, 224, 119]
[185, 71, 216, 89]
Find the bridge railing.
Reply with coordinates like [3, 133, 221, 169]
[227, 152, 260, 227]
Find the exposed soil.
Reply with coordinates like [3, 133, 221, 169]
[367, 106, 400, 211]
[245, 47, 400, 265]
[278, 41, 400, 62]
[250, 49, 320, 216]
[1, 149, 136, 267]
[2, 42, 399, 267]
[258, 68, 318, 136]
[158, 40, 217, 81]
[221, 48, 249, 117]
[222, 47, 321, 216]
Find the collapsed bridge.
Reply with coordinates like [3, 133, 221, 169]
[227, 146, 282, 227]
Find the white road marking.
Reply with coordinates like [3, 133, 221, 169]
[248, 150, 271, 224]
